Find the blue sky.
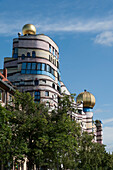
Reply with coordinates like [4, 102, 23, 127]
[1, 0, 113, 152]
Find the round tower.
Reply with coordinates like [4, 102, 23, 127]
[76, 90, 96, 134]
[4, 24, 61, 108]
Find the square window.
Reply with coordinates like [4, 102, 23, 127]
[49, 45, 51, 52]
[37, 63, 42, 70]
[32, 63, 36, 70]
[35, 91, 40, 100]
[21, 70, 26, 74]
[47, 65, 50, 72]
[27, 63, 31, 69]
[45, 91, 49, 96]
[35, 80, 39, 85]
[42, 63, 46, 71]
[22, 63, 26, 69]
[26, 70, 31, 74]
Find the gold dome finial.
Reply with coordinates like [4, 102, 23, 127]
[22, 24, 36, 35]
[76, 90, 96, 108]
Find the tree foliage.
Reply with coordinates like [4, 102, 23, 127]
[0, 91, 113, 169]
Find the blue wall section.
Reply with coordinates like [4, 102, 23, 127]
[83, 108, 93, 112]
[21, 69, 55, 81]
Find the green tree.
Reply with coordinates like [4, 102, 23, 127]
[9, 91, 50, 169]
[43, 94, 81, 169]
[77, 131, 110, 170]
[9, 92, 81, 169]
[0, 104, 13, 168]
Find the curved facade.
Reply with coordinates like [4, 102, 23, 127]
[4, 29, 61, 108]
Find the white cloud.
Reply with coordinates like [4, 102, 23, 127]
[102, 118, 113, 124]
[94, 31, 113, 46]
[38, 19, 113, 33]
[1, 13, 113, 46]
[0, 15, 113, 35]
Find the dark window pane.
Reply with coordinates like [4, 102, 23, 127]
[21, 70, 26, 74]
[45, 91, 49, 96]
[47, 65, 50, 72]
[37, 63, 42, 70]
[31, 70, 36, 74]
[14, 48, 18, 54]
[51, 68, 54, 75]
[35, 91, 40, 100]
[35, 80, 39, 85]
[57, 61, 59, 69]
[26, 70, 31, 74]
[22, 63, 26, 69]
[27, 63, 31, 69]
[22, 54, 25, 60]
[13, 53, 18, 58]
[52, 83, 55, 89]
[27, 52, 30, 57]
[32, 51, 36, 58]
[32, 63, 36, 70]
[49, 44, 51, 52]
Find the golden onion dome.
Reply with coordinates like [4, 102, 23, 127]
[76, 90, 95, 108]
[22, 24, 36, 35]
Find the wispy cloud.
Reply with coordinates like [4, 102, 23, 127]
[0, 15, 113, 34]
[94, 31, 113, 46]
[1, 12, 113, 46]
[38, 19, 113, 33]
[102, 118, 113, 124]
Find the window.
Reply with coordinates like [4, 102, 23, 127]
[53, 47, 54, 55]
[54, 59, 56, 66]
[13, 53, 18, 58]
[35, 91, 40, 101]
[27, 52, 30, 57]
[47, 65, 50, 72]
[32, 63, 36, 70]
[57, 86, 61, 93]
[35, 80, 39, 85]
[0, 90, 2, 101]
[57, 73, 59, 81]
[57, 61, 59, 69]
[27, 63, 31, 70]
[55, 50, 57, 57]
[45, 91, 49, 96]
[51, 68, 54, 76]
[42, 63, 46, 71]
[22, 63, 26, 69]
[32, 51, 36, 58]
[49, 55, 50, 61]
[52, 83, 55, 89]
[21, 62, 55, 78]
[22, 54, 25, 60]
[21, 70, 26, 74]
[37, 63, 42, 70]
[49, 44, 51, 52]
[14, 48, 18, 54]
